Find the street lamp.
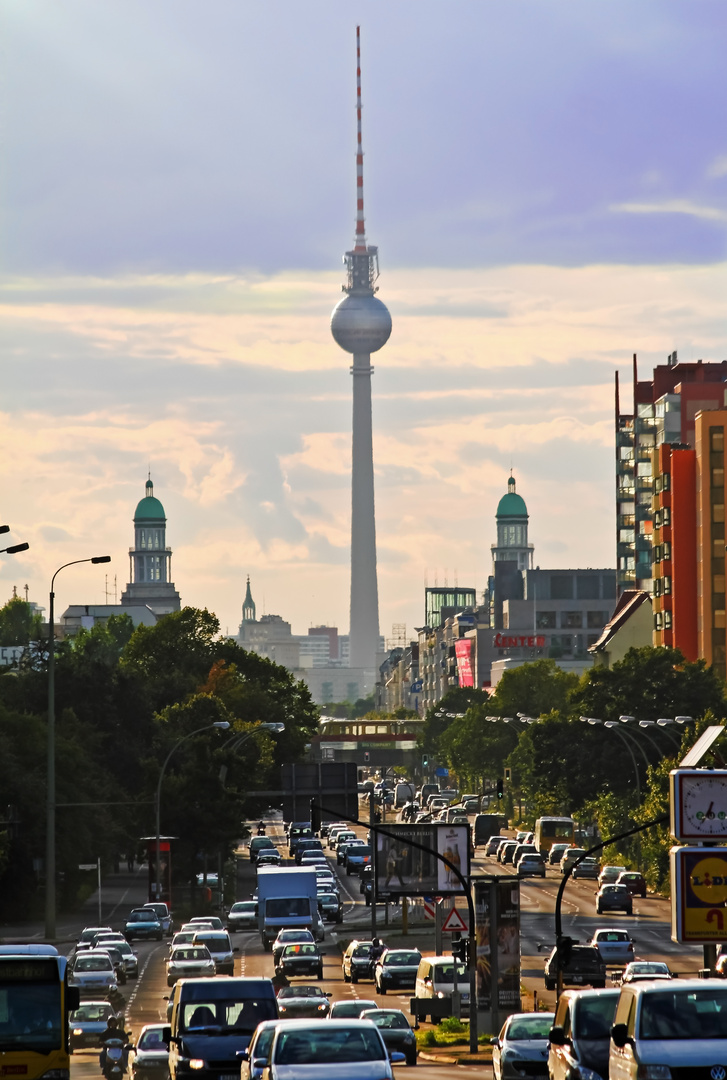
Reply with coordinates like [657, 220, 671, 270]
[45, 555, 111, 940]
[0, 542, 29, 555]
[154, 720, 231, 901]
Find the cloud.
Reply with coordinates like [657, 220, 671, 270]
[707, 155, 727, 179]
[611, 199, 727, 224]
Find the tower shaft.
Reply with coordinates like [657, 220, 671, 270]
[350, 351, 379, 671]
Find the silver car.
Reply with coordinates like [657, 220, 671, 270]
[491, 1011, 555, 1080]
[166, 945, 215, 986]
[68, 953, 118, 997]
[264, 1019, 403, 1078]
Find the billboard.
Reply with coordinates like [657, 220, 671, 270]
[375, 824, 470, 897]
[671, 845, 727, 943]
[455, 639, 474, 688]
[474, 877, 521, 1013]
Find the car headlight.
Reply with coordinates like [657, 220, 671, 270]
[72, 1029, 83, 1036]
[189, 1061, 205, 1071]
[317, 1004, 327, 1011]
[279, 1005, 287, 1013]
[436, 991, 446, 999]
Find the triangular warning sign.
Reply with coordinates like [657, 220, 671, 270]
[441, 907, 468, 933]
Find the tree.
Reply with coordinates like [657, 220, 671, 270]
[418, 688, 487, 756]
[0, 597, 43, 647]
[489, 659, 580, 719]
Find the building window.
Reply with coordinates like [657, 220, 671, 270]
[653, 578, 662, 597]
[663, 542, 671, 560]
[655, 612, 663, 631]
[714, 469, 726, 489]
[711, 429, 725, 453]
[715, 611, 726, 630]
[653, 545, 661, 564]
[637, 461, 652, 477]
[662, 507, 671, 526]
[664, 610, 672, 629]
[587, 611, 608, 628]
[536, 611, 556, 629]
[587, 634, 599, 647]
[562, 612, 583, 628]
[663, 576, 672, 594]
[714, 576, 726, 595]
[576, 575, 600, 600]
[713, 540, 725, 559]
[321, 682, 333, 702]
[551, 576, 574, 600]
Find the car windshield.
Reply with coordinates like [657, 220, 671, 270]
[278, 987, 324, 999]
[74, 957, 112, 972]
[194, 935, 229, 948]
[129, 913, 156, 923]
[639, 989, 727, 1040]
[353, 945, 372, 957]
[506, 1016, 555, 1040]
[366, 1012, 409, 1030]
[576, 995, 618, 1039]
[172, 934, 196, 946]
[71, 1004, 113, 1022]
[279, 932, 312, 943]
[435, 964, 467, 983]
[171, 949, 210, 961]
[283, 945, 317, 956]
[630, 963, 668, 975]
[231, 903, 256, 913]
[137, 1028, 168, 1050]
[385, 953, 420, 966]
[330, 1002, 376, 1017]
[274, 1027, 384, 1064]
[596, 932, 629, 942]
[180, 998, 277, 1033]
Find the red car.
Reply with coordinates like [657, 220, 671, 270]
[616, 871, 647, 898]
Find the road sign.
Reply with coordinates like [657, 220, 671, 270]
[435, 767, 449, 777]
[78, 864, 96, 871]
[423, 896, 437, 921]
[442, 906, 469, 933]
[671, 845, 727, 943]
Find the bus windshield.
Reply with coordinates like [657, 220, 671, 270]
[0, 982, 62, 1051]
[534, 817, 575, 853]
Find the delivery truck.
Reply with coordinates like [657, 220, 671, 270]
[256, 866, 318, 950]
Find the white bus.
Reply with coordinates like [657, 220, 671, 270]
[534, 816, 575, 855]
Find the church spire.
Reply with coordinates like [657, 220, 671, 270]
[242, 576, 256, 623]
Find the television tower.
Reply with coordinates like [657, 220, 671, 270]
[331, 26, 392, 674]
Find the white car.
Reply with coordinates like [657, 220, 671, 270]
[166, 945, 215, 986]
[68, 953, 117, 997]
[264, 1019, 403, 1078]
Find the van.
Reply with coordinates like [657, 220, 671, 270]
[419, 783, 439, 805]
[548, 987, 620, 1080]
[166, 977, 278, 1080]
[473, 813, 508, 848]
[412, 955, 470, 1023]
[394, 782, 415, 808]
[609, 978, 727, 1079]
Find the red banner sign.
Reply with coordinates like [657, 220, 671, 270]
[455, 638, 474, 687]
[493, 633, 546, 649]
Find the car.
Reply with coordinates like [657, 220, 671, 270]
[560, 848, 587, 874]
[515, 830, 529, 842]
[295, 839, 325, 864]
[549, 843, 570, 866]
[328, 999, 378, 1019]
[272, 929, 316, 967]
[485, 835, 507, 857]
[256, 850, 282, 868]
[69, 1001, 120, 1050]
[498, 841, 518, 864]
[249, 836, 276, 862]
[93, 934, 139, 978]
[318, 891, 343, 924]
[518, 853, 546, 878]
[543, 945, 606, 991]
[125, 908, 163, 941]
[241, 1020, 290, 1080]
[141, 902, 173, 936]
[337, 839, 365, 866]
[572, 857, 600, 880]
[490, 1010, 555, 1080]
[300, 852, 327, 868]
[598, 864, 627, 888]
[74, 926, 113, 952]
[187, 915, 224, 930]
[512, 844, 539, 868]
[88, 946, 127, 985]
[195, 872, 219, 888]
[264, 1019, 402, 1078]
[330, 830, 356, 851]
[68, 952, 118, 997]
[615, 870, 647, 898]
[359, 865, 373, 895]
[131, 1024, 169, 1080]
[275, 943, 323, 980]
[374, 949, 422, 994]
[169, 930, 197, 951]
[342, 940, 374, 983]
[191, 930, 237, 975]
[588, 929, 635, 967]
[549, 987, 620, 1080]
[596, 883, 633, 916]
[226, 900, 258, 932]
[165, 945, 215, 985]
[361, 1008, 418, 1067]
[620, 961, 671, 984]
[276, 985, 332, 1018]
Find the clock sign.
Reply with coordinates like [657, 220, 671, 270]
[671, 769, 727, 842]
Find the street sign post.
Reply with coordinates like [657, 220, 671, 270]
[442, 906, 469, 933]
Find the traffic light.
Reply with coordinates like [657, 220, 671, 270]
[422, 754, 429, 769]
[452, 935, 469, 964]
[310, 799, 321, 835]
[504, 767, 511, 783]
[556, 936, 575, 970]
[496, 778, 504, 800]
[364, 751, 370, 763]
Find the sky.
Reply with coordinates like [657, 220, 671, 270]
[2, 1, 727, 641]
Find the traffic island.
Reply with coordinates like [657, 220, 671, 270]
[416, 1020, 494, 1066]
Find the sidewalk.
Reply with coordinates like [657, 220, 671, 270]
[0, 864, 150, 946]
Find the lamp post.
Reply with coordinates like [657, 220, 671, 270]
[45, 555, 111, 940]
[154, 721, 231, 901]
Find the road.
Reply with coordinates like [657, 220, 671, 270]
[52, 808, 705, 1080]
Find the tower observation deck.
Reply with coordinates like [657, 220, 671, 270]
[330, 26, 392, 676]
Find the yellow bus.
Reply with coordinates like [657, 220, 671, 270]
[0, 944, 78, 1080]
[534, 816, 575, 855]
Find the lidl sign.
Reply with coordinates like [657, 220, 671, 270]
[671, 845, 727, 943]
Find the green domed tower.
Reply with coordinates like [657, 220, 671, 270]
[491, 474, 534, 573]
[120, 476, 181, 616]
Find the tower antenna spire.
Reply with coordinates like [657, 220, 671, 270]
[354, 25, 367, 253]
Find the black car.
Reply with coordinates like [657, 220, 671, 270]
[276, 985, 332, 1018]
[294, 838, 324, 864]
[69, 1001, 119, 1050]
[272, 929, 315, 967]
[596, 883, 633, 915]
[360, 1009, 417, 1066]
[318, 892, 343, 924]
[543, 945, 606, 992]
[374, 950, 421, 994]
[275, 943, 323, 980]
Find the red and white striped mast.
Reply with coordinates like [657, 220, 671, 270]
[354, 25, 367, 253]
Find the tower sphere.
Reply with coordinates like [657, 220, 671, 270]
[331, 293, 392, 356]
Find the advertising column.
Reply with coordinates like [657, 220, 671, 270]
[474, 877, 521, 1031]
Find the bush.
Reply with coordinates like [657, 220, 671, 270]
[439, 1017, 466, 1033]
